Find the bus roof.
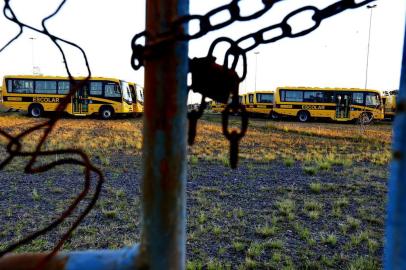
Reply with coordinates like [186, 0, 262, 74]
[244, 90, 274, 94]
[3, 74, 122, 82]
[275, 86, 381, 93]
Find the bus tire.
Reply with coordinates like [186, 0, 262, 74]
[28, 104, 44, 118]
[297, 110, 310, 122]
[100, 106, 114, 120]
[358, 112, 373, 125]
[270, 111, 279, 120]
[132, 112, 142, 118]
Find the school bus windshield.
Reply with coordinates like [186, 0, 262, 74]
[120, 81, 133, 104]
[136, 85, 144, 103]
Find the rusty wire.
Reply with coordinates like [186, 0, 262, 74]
[0, 0, 104, 269]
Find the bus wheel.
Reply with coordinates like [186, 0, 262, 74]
[358, 112, 373, 125]
[28, 104, 44, 118]
[270, 111, 279, 120]
[297, 110, 310, 122]
[132, 112, 142, 118]
[100, 106, 114, 120]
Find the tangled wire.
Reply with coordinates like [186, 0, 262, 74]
[0, 1, 103, 269]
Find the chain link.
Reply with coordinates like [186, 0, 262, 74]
[221, 103, 248, 168]
[131, 0, 375, 72]
[131, 0, 281, 70]
[208, 0, 376, 82]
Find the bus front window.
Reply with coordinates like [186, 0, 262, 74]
[120, 81, 133, 104]
[136, 85, 144, 103]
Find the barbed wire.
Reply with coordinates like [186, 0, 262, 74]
[0, 0, 104, 269]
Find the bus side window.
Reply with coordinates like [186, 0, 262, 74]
[352, 92, 364, 105]
[315, 92, 323, 102]
[257, 93, 273, 103]
[248, 94, 254, 103]
[105, 83, 121, 98]
[303, 91, 315, 102]
[12, 79, 34, 94]
[7, 80, 12, 93]
[323, 92, 335, 103]
[35, 80, 57, 94]
[303, 91, 324, 103]
[365, 93, 380, 106]
[90, 82, 103, 96]
[58, 81, 70, 94]
[284, 90, 303, 102]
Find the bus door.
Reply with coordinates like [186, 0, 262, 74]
[72, 83, 89, 114]
[335, 92, 351, 119]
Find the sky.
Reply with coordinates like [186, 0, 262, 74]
[0, 0, 404, 104]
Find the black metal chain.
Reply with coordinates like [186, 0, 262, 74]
[131, 0, 281, 70]
[131, 0, 376, 72]
[198, 0, 377, 84]
[131, 0, 376, 169]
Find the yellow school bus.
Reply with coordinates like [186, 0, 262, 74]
[382, 90, 398, 120]
[273, 86, 384, 123]
[243, 90, 275, 118]
[209, 95, 245, 113]
[210, 100, 226, 113]
[1, 75, 134, 119]
[129, 82, 144, 116]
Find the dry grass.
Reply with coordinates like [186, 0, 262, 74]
[0, 114, 143, 156]
[191, 115, 392, 167]
[0, 112, 390, 269]
[0, 114, 392, 165]
[266, 121, 392, 143]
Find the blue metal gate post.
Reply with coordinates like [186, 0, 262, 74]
[141, 0, 189, 269]
[385, 16, 406, 270]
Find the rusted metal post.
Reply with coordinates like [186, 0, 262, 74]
[140, 0, 189, 269]
[384, 17, 406, 270]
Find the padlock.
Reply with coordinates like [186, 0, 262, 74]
[189, 57, 240, 104]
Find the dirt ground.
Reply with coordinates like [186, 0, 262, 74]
[0, 112, 391, 269]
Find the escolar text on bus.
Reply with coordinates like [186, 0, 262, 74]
[33, 97, 61, 103]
